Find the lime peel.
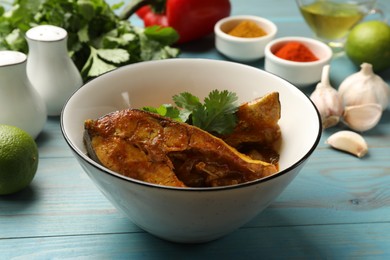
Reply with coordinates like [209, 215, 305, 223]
[0, 125, 38, 195]
[345, 20, 390, 72]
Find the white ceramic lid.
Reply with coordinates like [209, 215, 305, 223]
[0, 51, 27, 66]
[26, 25, 67, 41]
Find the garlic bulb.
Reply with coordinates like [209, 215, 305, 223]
[339, 63, 390, 110]
[338, 63, 390, 131]
[310, 65, 344, 129]
[326, 130, 368, 158]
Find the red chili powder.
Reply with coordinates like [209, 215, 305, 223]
[274, 42, 318, 62]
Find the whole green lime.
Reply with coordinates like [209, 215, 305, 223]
[345, 20, 390, 72]
[0, 125, 38, 195]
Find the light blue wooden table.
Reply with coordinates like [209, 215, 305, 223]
[1, 0, 390, 258]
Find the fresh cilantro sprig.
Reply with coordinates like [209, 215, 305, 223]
[0, 0, 179, 81]
[143, 90, 239, 135]
[143, 104, 183, 122]
[191, 90, 239, 135]
[172, 92, 201, 122]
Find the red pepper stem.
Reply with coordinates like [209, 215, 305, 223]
[119, 0, 166, 20]
[119, 0, 150, 20]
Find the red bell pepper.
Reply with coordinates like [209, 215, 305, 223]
[120, 0, 231, 44]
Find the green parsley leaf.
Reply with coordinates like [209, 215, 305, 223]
[192, 90, 238, 135]
[81, 47, 117, 78]
[96, 48, 130, 64]
[143, 104, 182, 122]
[77, 1, 96, 21]
[173, 92, 201, 122]
[144, 25, 179, 46]
[173, 92, 201, 111]
[77, 25, 90, 43]
[143, 90, 239, 135]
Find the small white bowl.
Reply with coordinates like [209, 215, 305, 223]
[214, 15, 277, 62]
[264, 36, 333, 88]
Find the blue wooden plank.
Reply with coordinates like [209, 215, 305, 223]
[1, 223, 389, 259]
[36, 117, 74, 159]
[0, 157, 142, 239]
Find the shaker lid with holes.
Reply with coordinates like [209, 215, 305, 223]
[26, 25, 67, 42]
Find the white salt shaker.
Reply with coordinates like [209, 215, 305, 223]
[26, 25, 83, 116]
[0, 51, 47, 139]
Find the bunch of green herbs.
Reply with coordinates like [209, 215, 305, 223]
[0, 0, 179, 81]
[143, 90, 239, 135]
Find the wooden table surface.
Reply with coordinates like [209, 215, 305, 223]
[1, 0, 390, 258]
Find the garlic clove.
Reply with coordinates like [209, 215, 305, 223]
[326, 130, 368, 158]
[322, 115, 340, 129]
[343, 103, 382, 132]
[310, 65, 343, 129]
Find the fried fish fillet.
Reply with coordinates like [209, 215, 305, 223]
[84, 109, 278, 188]
[223, 92, 281, 148]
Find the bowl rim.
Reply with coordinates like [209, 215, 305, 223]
[60, 59, 322, 192]
[264, 36, 333, 66]
[214, 15, 278, 43]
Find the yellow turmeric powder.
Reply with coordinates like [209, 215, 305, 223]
[228, 21, 267, 38]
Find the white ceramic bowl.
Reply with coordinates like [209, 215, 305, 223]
[61, 59, 321, 243]
[214, 15, 277, 62]
[264, 36, 333, 88]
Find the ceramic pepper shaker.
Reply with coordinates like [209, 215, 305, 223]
[0, 51, 47, 139]
[26, 25, 83, 116]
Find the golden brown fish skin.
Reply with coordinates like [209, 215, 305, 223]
[222, 92, 281, 149]
[84, 111, 186, 187]
[84, 109, 278, 187]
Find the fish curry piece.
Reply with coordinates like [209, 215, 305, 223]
[84, 93, 281, 188]
[222, 92, 281, 164]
